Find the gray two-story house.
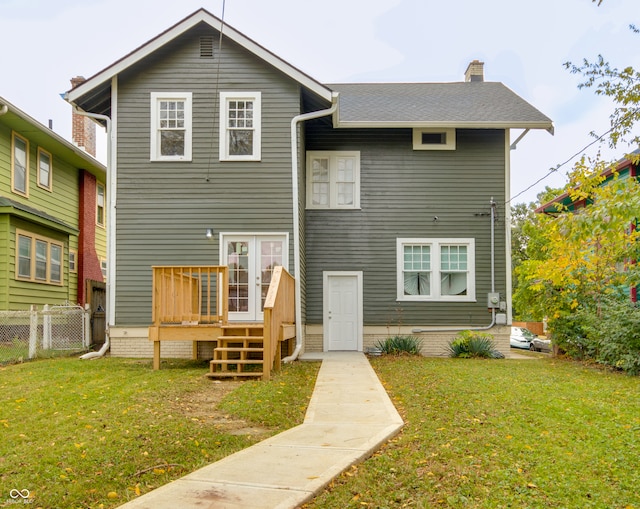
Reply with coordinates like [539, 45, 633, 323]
[65, 9, 552, 375]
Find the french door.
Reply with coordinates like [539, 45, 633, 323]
[222, 234, 287, 321]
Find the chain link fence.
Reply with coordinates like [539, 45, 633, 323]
[0, 305, 90, 365]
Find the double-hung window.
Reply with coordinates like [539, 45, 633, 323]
[37, 148, 52, 191]
[306, 151, 360, 209]
[96, 183, 105, 227]
[219, 91, 261, 161]
[397, 238, 475, 301]
[16, 230, 63, 285]
[150, 92, 192, 161]
[12, 132, 29, 196]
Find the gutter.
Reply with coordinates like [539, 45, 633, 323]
[72, 106, 114, 360]
[412, 198, 498, 334]
[283, 93, 339, 363]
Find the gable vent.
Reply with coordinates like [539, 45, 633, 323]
[200, 36, 214, 58]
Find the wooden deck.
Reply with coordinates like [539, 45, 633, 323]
[148, 265, 295, 380]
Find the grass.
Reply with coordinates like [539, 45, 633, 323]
[306, 356, 640, 509]
[0, 357, 319, 509]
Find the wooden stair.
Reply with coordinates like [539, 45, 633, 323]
[207, 324, 265, 379]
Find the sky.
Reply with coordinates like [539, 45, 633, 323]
[0, 0, 637, 205]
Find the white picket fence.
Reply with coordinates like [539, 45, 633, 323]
[0, 304, 90, 364]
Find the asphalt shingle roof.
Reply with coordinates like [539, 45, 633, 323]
[329, 82, 553, 129]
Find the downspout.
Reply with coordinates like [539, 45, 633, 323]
[283, 93, 339, 363]
[74, 107, 114, 360]
[412, 197, 497, 333]
[0, 103, 8, 116]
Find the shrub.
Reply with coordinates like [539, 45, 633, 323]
[375, 335, 423, 356]
[550, 297, 640, 375]
[447, 330, 503, 359]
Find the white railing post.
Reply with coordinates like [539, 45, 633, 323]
[43, 304, 52, 350]
[84, 304, 91, 348]
[29, 305, 38, 359]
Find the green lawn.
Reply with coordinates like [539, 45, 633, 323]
[307, 355, 640, 509]
[0, 357, 319, 509]
[2, 355, 639, 509]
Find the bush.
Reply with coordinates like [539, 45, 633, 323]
[375, 335, 423, 356]
[447, 330, 503, 359]
[550, 297, 640, 375]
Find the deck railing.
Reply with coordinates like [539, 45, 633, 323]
[262, 266, 295, 380]
[151, 266, 229, 325]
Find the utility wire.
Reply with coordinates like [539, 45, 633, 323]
[508, 107, 640, 204]
[206, 0, 226, 182]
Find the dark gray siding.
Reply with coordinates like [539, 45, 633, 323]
[115, 26, 301, 325]
[304, 125, 507, 326]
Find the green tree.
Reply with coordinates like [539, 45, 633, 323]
[518, 162, 640, 323]
[511, 187, 562, 321]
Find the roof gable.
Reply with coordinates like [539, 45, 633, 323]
[65, 8, 333, 108]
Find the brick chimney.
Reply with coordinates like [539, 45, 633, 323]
[70, 76, 96, 157]
[464, 60, 484, 82]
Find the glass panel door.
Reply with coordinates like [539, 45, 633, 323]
[259, 239, 284, 315]
[223, 235, 287, 321]
[227, 240, 250, 315]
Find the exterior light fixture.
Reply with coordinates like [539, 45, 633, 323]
[205, 228, 214, 239]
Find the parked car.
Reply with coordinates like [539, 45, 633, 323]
[510, 327, 537, 349]
[530, 336, 551, 353]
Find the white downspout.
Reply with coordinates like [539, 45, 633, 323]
[283, 93, 339, 363]
[0, 103, 8, 116]
[74, 107, 114, 360]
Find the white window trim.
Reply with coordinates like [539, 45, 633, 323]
[306, 150, 361, 210]
[219, 91, 262, 161]
[412, 128, 456, 150]
[150, 92, 192, 162]
[397, 238, 475, 302]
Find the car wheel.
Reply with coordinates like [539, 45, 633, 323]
[529, 343, 535, 351]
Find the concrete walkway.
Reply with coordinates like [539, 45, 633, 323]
[118, 352, 404, 509]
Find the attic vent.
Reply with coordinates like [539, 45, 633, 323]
[412, 128, 456, 151]
[200, 36, 214, 58]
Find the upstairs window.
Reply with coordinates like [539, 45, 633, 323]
[219, 91, 261, 161]
[37, 148, 52, 191]
[96, 183, 105, 227]
[150, 92, 192, 161]
[12, 132, 29, 196]
[397, 238, 475, 301]
[306, 151, 360, 209]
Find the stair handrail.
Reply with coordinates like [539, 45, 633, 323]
[262, 266, 295, 380]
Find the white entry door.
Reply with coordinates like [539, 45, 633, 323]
[222, 235, 287, 321]
[323, 272, 363, 351]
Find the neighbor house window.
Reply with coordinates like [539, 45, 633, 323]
[37, 148, 52, 190]
[12, 132, 29, 196]
[306, 151, 360, 209]
[69, 249, 77, 273]
[101, 259, 107, 280]
[397, 238, 475, 301]
[412, 128, 456, 150]
[96, 183, 105, 227]
[15, 230, 63, 285]
[219, 91, 261, 161]
[150, 92, 192, 161]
